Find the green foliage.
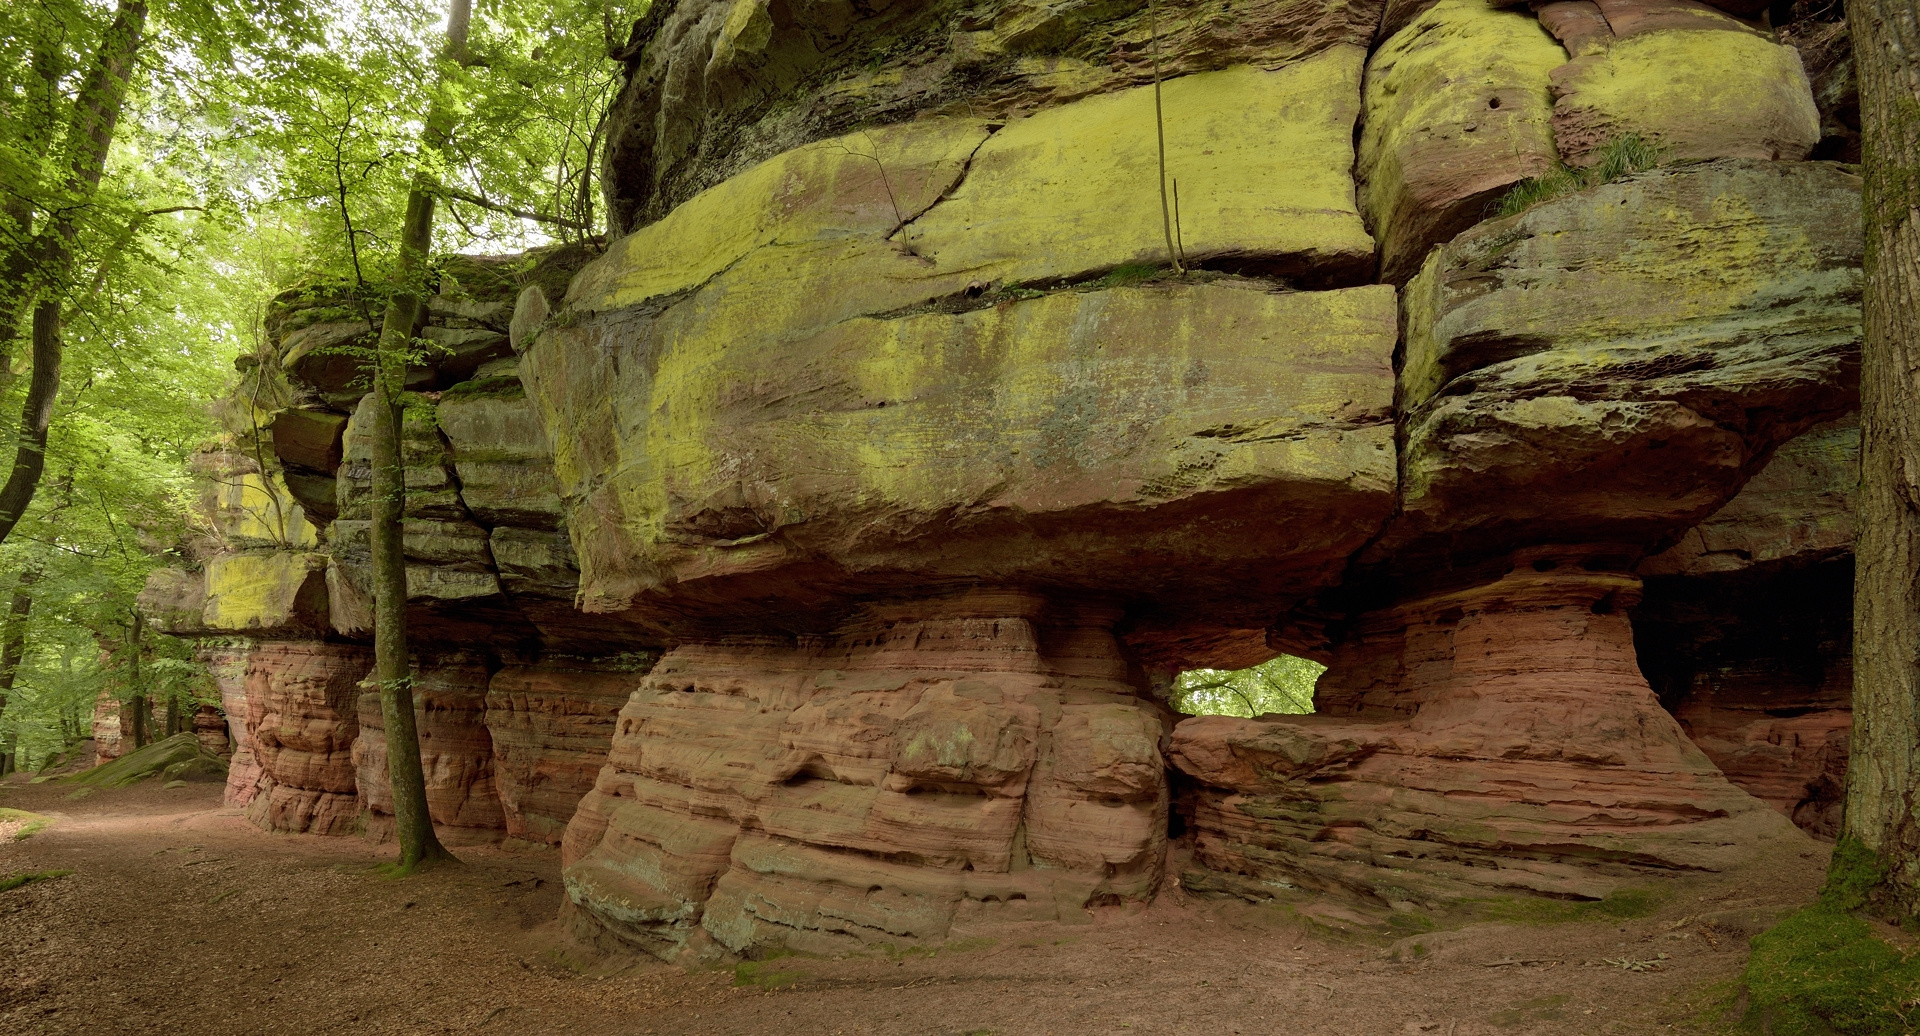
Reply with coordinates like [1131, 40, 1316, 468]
[1093, 263, 1167, 289]
[0, 0, 640, 770]
[1171, 654, 1323, 717]
[1737, 839, 1920, 1035]
[0, 869, 73, 893]
[1496, 135, 1664, 218]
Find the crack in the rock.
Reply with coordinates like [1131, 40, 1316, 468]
[884, 124, 1000, 245]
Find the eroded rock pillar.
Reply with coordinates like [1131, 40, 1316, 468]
[1174, 548, 1805, 907]
[561, 592, 1170, 960]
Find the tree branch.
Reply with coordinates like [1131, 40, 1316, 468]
[431, 186, 591, 230]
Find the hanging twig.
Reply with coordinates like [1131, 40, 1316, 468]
[1149, 0, 1184, 275]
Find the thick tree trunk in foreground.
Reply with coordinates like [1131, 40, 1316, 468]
[0, 0, 147, 546]
[371, 0, 472, 870]
[1844, 0, 1920, 920]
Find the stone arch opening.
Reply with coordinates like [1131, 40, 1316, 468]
[1168, 654, 1323, 718]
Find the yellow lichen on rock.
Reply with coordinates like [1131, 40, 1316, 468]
[565, 118, 994, 314]
[202, 551, 329, 632]
[1357, 0, 1566, 283]
[1550, 30, 1820, 166]
[909, 48, 1376, 284]
[208, 471, 317, 549]
[564, 48, 1375, 327]
[531, 276, 1397, 629]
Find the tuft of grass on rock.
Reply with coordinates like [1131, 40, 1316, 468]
[1092, 263, 1168, 290]
[0, 869, 73, 893]
[1736, 838, 1920, 1035]
[1496, 134, 1664, 218]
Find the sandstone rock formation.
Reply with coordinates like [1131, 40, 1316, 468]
[242, 640, 368, 836]
[354, 658, 505, 846]
[1173, 552, 1803, 906]
[488, 657, 649, 845]
[142, 243, 646, 846]
[141, 0, 1865, 959]
[1359, 0, 1823, 281]
[561, 592, 1170, 959]
[1636, 417, 1857, 838]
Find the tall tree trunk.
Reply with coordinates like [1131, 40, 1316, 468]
[1843, 0, 1920, 921]
[372, 0, 472, 871]
[0, 572, 29, 777]
[126, 607, 147, 750]
[0, 567, 36, 775]
[0, 0, 147, 546]
[0, 301, 63, 542]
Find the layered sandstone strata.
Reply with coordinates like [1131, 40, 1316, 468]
[1179, 164, 1859, 897]
[1360, 0, 1821, 281]
[525, 89, 1400, 651]
[242, 641, 369, 836]
[1174, 552, 1805, 906]
[354, 658, 506, 846]
[486, 658, 647, 845]
[561, 592, 1170, 959]
[197, 639, 262, 807]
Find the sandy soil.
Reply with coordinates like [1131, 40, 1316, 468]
[0, 774, 1826, 1036]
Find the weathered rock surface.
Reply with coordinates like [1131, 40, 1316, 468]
[600, 0, 1387, 233]
[242, 641, 369, 836]
[1174, 553, 1805, 905]
[1358, 0, 1565, 283]
[530, 100, 1398, 644]
[197, 640, 262, 807]
[354, 658, 506, 846]
[1550, 30, 1820, 166]
[486, 657, 649, 845]
[1380, 160, 1860, 572]
[1641, 416, 1856, 578]
[1635, 418, 1855, 838]
[193, 705, 231, 757]
[201, 552, 332, 634]
[562, 592, 1170, 959]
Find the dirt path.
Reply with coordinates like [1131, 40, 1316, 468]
[0, 775, 1824, 1036]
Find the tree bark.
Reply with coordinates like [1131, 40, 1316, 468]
[1844, 0, 1920, 921]
[0, 0, 147, 547]
[126, 607, 147, 750]
[371, 0, 473, 871]
[0, 301, 61, 543]
[0, 572, 33, 777]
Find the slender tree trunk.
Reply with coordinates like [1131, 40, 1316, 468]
[0, 571, 36, 777]
[1843, 0, 1920, 921]
[372, 0, 472, 870]
[126, 608, 147, 750]
[0, 0, 147, 546]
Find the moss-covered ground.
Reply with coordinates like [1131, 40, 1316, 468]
[1731, 839, 1920, 1035]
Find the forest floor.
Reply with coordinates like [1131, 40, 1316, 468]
[0, 774, 1829, 1036]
